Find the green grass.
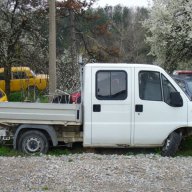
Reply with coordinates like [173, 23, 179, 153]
[42, 186, 49, 191]
[0, 146, 23, 156]
[9, 92, 25, 102]
[48, 148, 71, 156]
[0, 146, 72, 157]
[176, 136, 192, 156]
[9, 90, 49, 103]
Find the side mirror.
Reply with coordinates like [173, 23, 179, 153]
[170, 92, 183, 107]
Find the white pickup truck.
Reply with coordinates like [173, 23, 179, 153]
[0, 63, 191, 156]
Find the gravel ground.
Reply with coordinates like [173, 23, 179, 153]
[0, 153, 192, 192]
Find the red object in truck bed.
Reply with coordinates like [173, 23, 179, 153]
[70, 91, 81, 103]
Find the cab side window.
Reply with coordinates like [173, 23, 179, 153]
[139, 71, 179, 105]
[0, 72, 4, 80]
[12, 72, 27, 79]
[96, 71, 127, 100]
[139, 71, 162, 101]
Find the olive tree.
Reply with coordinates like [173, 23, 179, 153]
[144, 0, 192, 72]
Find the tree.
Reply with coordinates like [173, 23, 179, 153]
[56, 0, 97, 91]
[130, 7, 153, 63]
[0, 0, 153, 98]
[144, 0, 192, 72]
[107, 5, 152, 63]
[55, 3, 152, 91]
[0, 0, 48, 96]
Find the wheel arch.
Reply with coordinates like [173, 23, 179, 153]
[172, 126, 192, 137]
[14, 124, 58, 149]
[162, 126, 192, 145]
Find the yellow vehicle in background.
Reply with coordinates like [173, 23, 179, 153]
[0, 67, 48, 92]
[0, 88, 8, 102]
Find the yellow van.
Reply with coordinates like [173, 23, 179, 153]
[0, 67, 48, 92]
[0, 88, 8, 102]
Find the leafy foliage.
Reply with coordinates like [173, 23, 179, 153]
[144, 0, 192, 72]
[0, 1, 153, 97]
[0, 0, 49, 96]
[71, 5, 153, 63]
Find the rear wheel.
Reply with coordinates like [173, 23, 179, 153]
[161, 132, 182, 157]
[18, 130, 49, 154]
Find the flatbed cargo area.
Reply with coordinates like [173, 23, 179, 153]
[0, 102, 82, 125]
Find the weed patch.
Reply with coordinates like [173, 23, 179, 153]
[0, 146, 23, 156]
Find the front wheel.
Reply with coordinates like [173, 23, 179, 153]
[18, 130, 49, 154]
[161, 132, 182, 157]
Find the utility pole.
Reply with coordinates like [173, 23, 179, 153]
[69, 9, 77, 74]
[48, 0, 56, 98]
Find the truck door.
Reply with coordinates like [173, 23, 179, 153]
[134, 68, 187, 146]
[91, 68, 133, 146]
[11, 71, 28, 91]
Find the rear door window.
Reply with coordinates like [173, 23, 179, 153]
[96, 71, 127, 100]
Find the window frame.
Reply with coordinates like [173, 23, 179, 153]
[95, 70, 128, 100]
[139, 70, 163, 102]
[161, 74, 178, 105]
[12, 71, 27, 79]
[0, 72, 5, 80]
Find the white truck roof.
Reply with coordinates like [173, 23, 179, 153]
[85, 63, 162, 70]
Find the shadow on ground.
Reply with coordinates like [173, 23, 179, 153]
[48, 142, 159, 156]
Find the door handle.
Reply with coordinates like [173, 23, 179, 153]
[93, 104, 101, 112]
[135, 104, 143, 112]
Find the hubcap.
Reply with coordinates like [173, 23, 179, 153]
[26, 137, 41, 152]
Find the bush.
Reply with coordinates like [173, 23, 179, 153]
[9, 92, 25, 102]
[9, 90, 49, 103]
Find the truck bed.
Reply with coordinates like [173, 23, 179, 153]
[0, 102, 82, 125]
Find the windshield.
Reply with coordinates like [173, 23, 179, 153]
[173, 78, 192, 100]
[180, 80, 192, 101]
[186, 81, 192, 95]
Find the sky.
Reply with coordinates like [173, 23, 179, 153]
[93, 0, 153, 8]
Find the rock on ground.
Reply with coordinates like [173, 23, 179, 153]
[0, 153, 192, 192]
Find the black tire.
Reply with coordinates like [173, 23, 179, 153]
[18, 130, 49, 154]
[28, 86, 38, 95]
[161, 132, 182, 157]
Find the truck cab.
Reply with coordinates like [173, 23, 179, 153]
[83, 63, 189, 153]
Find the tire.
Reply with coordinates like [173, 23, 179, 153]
[18, 130, 49, 154]
[28, 86, 38, 95]
[161, 132, 182, 157]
